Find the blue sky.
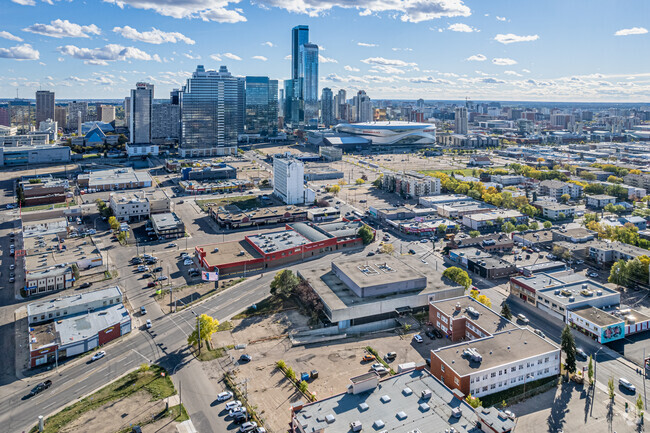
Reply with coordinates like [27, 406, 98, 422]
[1, 0, 649, 101]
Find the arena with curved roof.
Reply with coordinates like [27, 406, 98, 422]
[333, 121, 436, 146]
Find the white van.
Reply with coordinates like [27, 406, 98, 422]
[517, 314, 529, 324]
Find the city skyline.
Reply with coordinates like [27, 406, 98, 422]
[0, 0, 648, 102]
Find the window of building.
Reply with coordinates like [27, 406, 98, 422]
[498, 370, 502, 376]
[511, 367, 516, 372]
[470, 378, 474, 384]
[483, 375, 488, 380]
[454, 377, 459, 385]
[538, 359, 542, 365]
[441, 365, 445, 373]
[511, 378, 517, 384]
[491, 372, 496, 378]
[482, 386, 488, 392]
[490, 384, 496, 389]
[518, 364, 523, 370]
[544, 357, 549, 363]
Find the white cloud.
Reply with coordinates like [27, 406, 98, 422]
[262, 41, 273, 47]
[392, 47, 413, 51]
[210, 54, 222, 61]
[254, 0, 471, 23]
[408, 76, 447, 84]
[23, 19, 101, 38]
[494, 33, 539, 44]
[323, 73, 343, 82]
[252, 55, 267, 61]
[361, 56, 416, 67]
[357, 42, 377, 47]
[57, 44, 160, 64]
[614, 27, 648, 36]
[344, 65, 360, 72]
[522, 69, 531, 73]
[0, 31, 23, 42]
[0, 43, 39, 60]
[102, 0, 246, 23]
[447, 23, 477, 32]
[481, 77, 506, 84]
[183, 52, 201, 59]
[319, 54, 338, 63]
[12, 0, 36, 5]
[466, 54, 486, 61]
[504, 70, 522, 76]
[496, 16, 506, 21]
[492, 57, 517, 66]
[369, 65, 406, 75]
[113, 26, 195, 44]
[223, 52, 242, 60]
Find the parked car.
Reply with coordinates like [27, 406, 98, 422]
[426, 330, 436, 339]
[420, 239, 428, 243]
[157, 275, 168, 281]
[79, 282, 92, 289]
[168, 243, 177, 247]
[385, 352, 397, 361]
[576, 348, 588, 359]
[146, 319, 152, 329]
[143, 273, 152, 278]
[240, 422, 258, 432]
[408, 249, 416, 255]
[366, 251, 376, 256]
[433, 329, 443, 338]
[217, 391, 233, 401]
[225, 400, 242, 411]
[29, 380, 52, 396]
[91, 350, 106, 362]
[147, 282, 156, 288]
[588, 272, 599, 278]
[229, 407, 247, 417]
[239, 354, 252, 363]
[152, 266, 163, 273]
[533, 329, 546, 339]
[516, 314, 529, 324]
[362, 354, 375, 362]
[184, 259, 194, 266]
[9, 264, 15, 270]
[619, 378, 636, 393]
[413, 334, 423, 343]
[140, 306, 147, 315]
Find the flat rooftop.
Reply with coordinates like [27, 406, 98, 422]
[78, 168, 152, 186]
[514, 273, 619, 306]
[24, 235, 102, 271]
[300, 256, 460, 312]
[27, 286, 122, 318]
[217, 204, 306, 221]
[571, 306, 621, 327]
[431, 296, 519, 336]
[514, 230, 553, 243]
[465, 210, 523, 221]
[200, 240, 262, 267]
[247, 229, 310, 254]
[151, 212, 183, 230]
[434, 328, 559, 377]
[292, 369, 510, 433]
[553, 227, 596, 239]
[288, 222, 331, 242]
[316, 220, 365, 239]
[334, 255, 425, 288]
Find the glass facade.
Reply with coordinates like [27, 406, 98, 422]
[299, 43, 319, 124]
[130, 83, 153, 144]
[245, 76, 278, 136]
[320, 87, 333, 127]
[292, 25, 309, 80]
[180, 65, 244, 157]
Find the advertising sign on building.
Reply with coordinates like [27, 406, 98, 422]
[601, 323, 624, 343]
[202, 271, 219, 282]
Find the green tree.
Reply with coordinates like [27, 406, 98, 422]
[442, 266, 472, 291]
[502, 222, 516, 234]
[587, 356, 594, 385]
[607, 175, 623, 184]
[604, 203, 616, 214]
[108, 216, 119, 231]
[328, 184, 341, 196]
[560, 194, 570, 203]
[187, 314, 219, 355]
[357, 225, 374, 245]
[515, 224, 529, 232]
[529, 221, 539, 230]
[355, 178, 365, 185]
[469, 230, 480, 238]
[608, 377, 615, 400]
[500, 303, 512, 320]
[636, 394, 644, 418]
[286, 367, 296, 382]
[299, 380, 309, 393]
[558, 212, 566, 220]
[543, 220, 553, 229]
[270, 269, 300, 299]
[437, 224, 447, 234]
[561, 325, 577, 374]
[608, 259, 627, 286]
[466, 394, 482, 408]
[276, 359, 286, 370]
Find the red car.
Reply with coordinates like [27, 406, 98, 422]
[147, 282, 156, 288]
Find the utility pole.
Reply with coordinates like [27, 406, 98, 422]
[644, 348, 647, 410]
[169, 287, 173, 314]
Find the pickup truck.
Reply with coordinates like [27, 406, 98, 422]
[29, 380, 52, 396]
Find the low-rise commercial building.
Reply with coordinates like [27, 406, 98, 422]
[150, 212, 185, 239]
[179, 179, 253, 194]
[512, 230, 554, 248]
[419, 194, 468, 208]
[469, 155, 491, 166]
[437, 201, 496, 219]
[552, 227, 596, 244]
[448, 233, 514, 252]
[303, 165, 344, 181]
[307, 206, 340, 222]
[0, 145, 70, 166]
[109, 190, 171, 222]
[25, 265, 74, 296]
[27, 286, 131, 368]
[318, 145, 342, 161]
[490, 174, 524, 186]
[78, 168, 153, 192]
[181, 163, 236, 181]
[585, 194, 616, 208]
[393, 217, 457, 236]
[290, 368, 515, 433]
[449, 247, 517, 279]
[20, 177, 69, 206]
[462, 210, 526, 232]
[210, 204, 308, 229]
[567, 306, 625, 344]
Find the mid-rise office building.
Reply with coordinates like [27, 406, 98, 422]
[179, 65, 243, 157]
[35, 91, 55, 126]
[455, 106, 468, 134]
[129, 82, 153, 144]
[320, 87, 333, 127]
[244, 76, 278, 136]
[54, 106, 66, 129]
[273, 157, 305, 205]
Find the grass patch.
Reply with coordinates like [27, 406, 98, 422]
[365, 346, 396, 375]
[481, 375, 559, 407]
[31, 364, 176, 433]
[217, 321, 233, 332]
[231, 295, 295, 320]
[196, 195, 259, 212]
[168, 404, 190, 422]
[196, 346, 227, 361]
[418, 168, 477, 176]
[22, 201, 74, 212]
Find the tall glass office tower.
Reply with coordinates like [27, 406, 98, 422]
[299, 43, 319, 125]
[179, 65, 244, 157]
[129, 82, 153, 144]
[320, 87, 333, 128]
[245, 77, 278, 136]
[292, 25, 309, 80]
[286, 25, 318, 127]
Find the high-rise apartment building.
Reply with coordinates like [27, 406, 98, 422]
[54, 106, 66, 130]
[454, 106, 468, 134]
[273, 157, 305, 205]
[130, 82, 153, 144]
[292, 25, 309, 81]
[124, 97, 131, 129]
[179, 65, 244, 157]
[98, 105, 116, 123]
[152, 104, 180, 140]
[0, 105, 10, 127]
[170, 89, 181, 105]
[353, 90, 373, 123]
[320, 87, 333, 127]
[286, 25, 318, 127]
[67, 101, 88, 131]
[334, 89, 347, 121]
[245, 76, 278, 136]
[35, 91, 55, 126]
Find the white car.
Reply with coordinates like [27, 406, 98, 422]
[413, 334, 423, 343]
[168, 242, 177, 247]
[91, 350, 106, 361]
[229, 407, 247, 417]
[146, 319, 152, 329]
[619, 378, 636, 393]
[183, 259, 194, 266]
[240, 422, 257, 432]
[371, 364, 388, 374]
[517, 314, 529, 324]
[225, 400, 242, 411]
[588, 272, 598, 278]
[217, 391, 233, 401]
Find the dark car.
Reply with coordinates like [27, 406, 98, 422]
[152, 267, 163, 273]
[233, 413, 249, 424]
[426, 330, 436, 339]
[408, 249, 416, 255]
[29, 380, 52, 396]
[367, 251, 376, 256]
[240, 354, 252, 363]
[147, 282, 156, 288]
[433, 329, 443, 339]
[131, 258, 143, 264]
[143, 273, 152, 278]
[131, 427, 142, 433]
[79, 282, 92, 289]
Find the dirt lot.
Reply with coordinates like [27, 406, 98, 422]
[59, 390, 177, 433]
[204, 311, 454, 433]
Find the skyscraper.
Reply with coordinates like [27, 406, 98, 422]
[454, 106, 468, 134]
[320, 88, 333, 127]
[299, 43, 319, 124]
[292, 25, 309, 81]
[54, 106, 66, 130]
[245, 76, 278, 136]
[130, 82, 153, 144]
[35, 91, 55, 126]
[152, 103, 180, 140]
[353, 90, 373, 123]
[124, 97, 131, 129]
[334, 89, 346, 121]
[179, 65, 244, 157]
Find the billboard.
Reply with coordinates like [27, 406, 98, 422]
[601, 323, 624, 343]
[202, 271, 219, 282]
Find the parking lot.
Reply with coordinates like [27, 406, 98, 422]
[204, 311, 455, 433]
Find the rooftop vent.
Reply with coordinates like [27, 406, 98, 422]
[380, 395, 391, 403]
[359, 403, 369, 411]
[325, 414, 335, 424]
[396, 411, 407, 420]
[402, 387, 412, 396]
